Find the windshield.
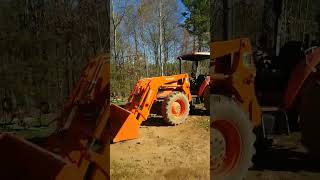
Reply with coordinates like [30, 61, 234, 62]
[180, 59, 210, 77]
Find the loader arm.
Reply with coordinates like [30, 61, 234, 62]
[210, 39, 244, 59]
[126, 74, 192, 123]
[45, 55, 111, 179]
[210, 38, 262, 127]
[0, 55, 111, 180]
[109, 74, 192, 143]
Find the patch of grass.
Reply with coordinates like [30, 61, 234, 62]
[194, 118, 210, 130]
[0, 114, 56, 140]
[162, 167, 209, 180]
[178, 142, 193, 153]
[0, 126, 54, 139]
[110, 161, 147, 180]
[111, 99, 126, 106]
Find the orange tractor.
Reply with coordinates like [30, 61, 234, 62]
[109, 73, 192, 143]
[211, 38, 320, 180]
[109, 52, 213, 143]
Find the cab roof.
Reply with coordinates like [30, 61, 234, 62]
[177, 52, 210, 61]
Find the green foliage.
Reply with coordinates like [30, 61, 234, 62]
[110, 57, 209, 99]
[111, 0, 187, 98]
[195, 117, 209, 130]
[181, 0, 210, 49]
[111, 60, 183, 99]
[0, 0, 109, 112]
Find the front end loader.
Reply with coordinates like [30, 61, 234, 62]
[109, 74, 192, 143]
[211, 38, 320, 180]
[210, 38, 262, 180]
[0, 55, 111, 180]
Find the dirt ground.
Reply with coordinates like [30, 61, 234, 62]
[1, 108, 320, 180]
[247, 133, 320, 180]
[110, 108, 210, 180]
[110, 109, 320, 180]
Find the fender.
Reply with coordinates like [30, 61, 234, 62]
[198, 76, 210, 97]
[283, 48, 320, 109]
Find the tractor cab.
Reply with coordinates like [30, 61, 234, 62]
[177, 52, 210, 110]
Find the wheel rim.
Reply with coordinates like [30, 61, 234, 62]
[211, 119, 241, 175]
[171, 99, 186, 117]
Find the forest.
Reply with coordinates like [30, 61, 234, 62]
[111, 0, 210, 100]
[111, 0, 320, 102]
[0, 0, 319, 121]
[0, 0, 109, 121]
[211, 0, 320, 54]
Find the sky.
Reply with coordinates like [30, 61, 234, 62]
[177, 0, 188, 23]
[114, 0, 188, 24]
[112, 0, 190, 64]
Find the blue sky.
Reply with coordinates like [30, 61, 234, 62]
[113, 0, 190, 64]
[177, 0, 188, 23]
[114, 0, 188, 23]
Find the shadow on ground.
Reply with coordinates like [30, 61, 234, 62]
[190, 108, 209, 116]
[141, 116, 168, 127]
[251, 145, 320, 173]
[28, 136, 50, 145]
[141, 108, 209, 127]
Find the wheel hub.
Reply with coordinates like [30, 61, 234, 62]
[211, 119, 241, 175]
[171, 101, 181, 115]
[211, 128, 226, 172]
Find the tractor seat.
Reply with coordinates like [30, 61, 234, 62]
[190, 74, 206, 94]
[196, 75, 206, 85]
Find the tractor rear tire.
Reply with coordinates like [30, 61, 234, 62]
[203, 86, 210, 111]
[162, 92, 190, 125]
[211, 95, 255, 180]
[300, 69, 320, 159]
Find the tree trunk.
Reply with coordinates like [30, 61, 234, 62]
[223, 0, 233, 40]
[159, 0, 164, 76]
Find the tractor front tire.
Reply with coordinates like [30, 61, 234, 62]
[211, 95, 255, 180]
[300, 69, 320, 159]
[162, 92, 190, 125]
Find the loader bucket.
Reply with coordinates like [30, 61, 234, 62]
[109, 104, 140, 143]
[0, 133, 82, 180]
